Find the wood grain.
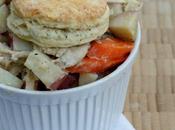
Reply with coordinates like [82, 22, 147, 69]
[124, 0, 175, 129]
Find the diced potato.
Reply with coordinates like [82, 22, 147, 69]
[109, 12, 138, 41]
[0, 0, 5, 6]
[0, 4, 9, 33]
[79, 73, 98, 86]
[25, 50, 67, 89]
[108, 0, 142, 41]
[124, 0, 142, 11]
[13, 35, 33, 51]
[0, 67, 23, 88]
[108, 0, 142, 14]
[108, 3, 124, 16]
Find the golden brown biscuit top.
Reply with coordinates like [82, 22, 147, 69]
[12, 0, 108, 23]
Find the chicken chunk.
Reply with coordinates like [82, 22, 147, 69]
[35, 44, 90, 68]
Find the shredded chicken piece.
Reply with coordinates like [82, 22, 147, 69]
[34, 44, 90, 68]
[34, 45, 67, 57]
[11, 51, 30, 61]
[0, 42, 30, 60]
[0, 54, 11, 68]
[53, 44, 90, 68]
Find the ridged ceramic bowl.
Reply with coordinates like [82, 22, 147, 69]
[0, 24, 141, 130]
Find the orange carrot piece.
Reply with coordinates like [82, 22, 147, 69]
[67, 37, 134, 73]
[67, 57, 126, 73]
[87, 38, 134, 60]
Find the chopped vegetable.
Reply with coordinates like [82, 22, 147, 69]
[67, 56, 126, 73]
[124, 0, 142, 12]
[67, 37, 133, 73]
[13, 35, 33, 51]
[24, 50, 67, 89]
[109, 12, 138, 41]
[0, 67, 23, 88]
[108, 0, 142, 41]
[87, 38, 133, 60]
[0, 4, 9, 33]
[79, 73, 98, 86]
[108, 2, 124, 16]
[108, 0, 142, 12]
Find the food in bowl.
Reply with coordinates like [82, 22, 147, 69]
[0, 0, 142, 91]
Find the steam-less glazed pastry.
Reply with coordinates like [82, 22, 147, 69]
[7, 0, 109, 47]
[0, 0, 142, 91]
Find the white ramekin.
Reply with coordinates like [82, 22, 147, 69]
[0, 24, 141, 130]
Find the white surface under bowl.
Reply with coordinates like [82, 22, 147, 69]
[114, 114, 135, 130]
[0, 24, 141, 130]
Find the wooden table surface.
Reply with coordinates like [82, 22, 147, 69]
[123, 0, 175, 130]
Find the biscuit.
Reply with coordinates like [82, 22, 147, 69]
[8, 2, 109, 47]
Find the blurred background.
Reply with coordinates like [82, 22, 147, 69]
[124, 0, 175, 129]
